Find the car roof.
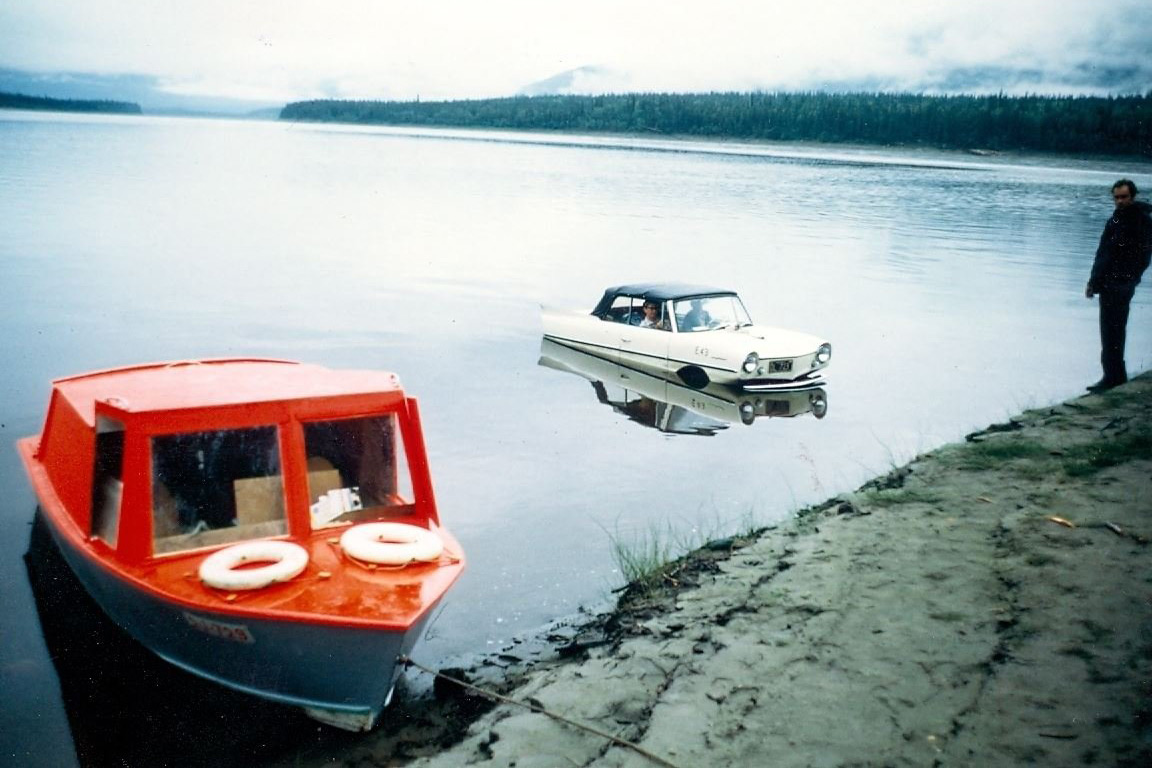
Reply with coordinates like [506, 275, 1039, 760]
[600, 282, 738, 304]
[592, 283, 739, 316]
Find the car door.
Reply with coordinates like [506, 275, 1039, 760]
[616, 296, 672, 375]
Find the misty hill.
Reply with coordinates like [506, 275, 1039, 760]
[518, 66, 631, 96]
[0, 91, 140, 115]
[280, 91, 1152, 158]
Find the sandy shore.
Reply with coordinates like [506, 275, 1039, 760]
[301, 374, 1152, 768]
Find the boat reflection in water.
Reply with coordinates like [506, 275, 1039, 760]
[24, 511, 463, 767]
[539, 338, 828, 436]
[23, 511, 319, 767]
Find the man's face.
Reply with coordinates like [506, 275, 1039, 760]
[1113, 185, 1135, 209]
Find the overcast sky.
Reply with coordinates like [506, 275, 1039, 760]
[1, 0, 1148, 103]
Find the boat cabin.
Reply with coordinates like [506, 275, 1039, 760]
[25, 359, 439, 565]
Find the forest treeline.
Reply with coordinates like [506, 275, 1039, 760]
[0, 91, 142, 115]
[281, 91, 1151, 157]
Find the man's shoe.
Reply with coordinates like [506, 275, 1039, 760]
[1087, 378, 1126, 393]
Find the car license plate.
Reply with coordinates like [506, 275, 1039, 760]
[769, 360, 793, 373]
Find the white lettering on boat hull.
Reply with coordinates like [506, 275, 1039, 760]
[183, 611, 255, 644]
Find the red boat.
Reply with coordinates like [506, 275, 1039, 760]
[17, 359, 465, 731]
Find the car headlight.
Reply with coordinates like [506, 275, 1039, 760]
[742, 352, 760, 374]
[814, 343, 832, 366]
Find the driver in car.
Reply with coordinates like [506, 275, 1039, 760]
[639, 301, 669, 330]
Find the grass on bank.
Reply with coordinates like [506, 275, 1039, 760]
[603, 512, 762, 598]
[1062, 430, 1152, 476]
[607, 523, 682, 594]
[858, 486, 948, 508]
[951, 430, 1152, 478]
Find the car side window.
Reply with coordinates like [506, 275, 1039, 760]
[675, 298, 715, 331]
[638, 298, 670, 331]
[605, 295, 641, 324]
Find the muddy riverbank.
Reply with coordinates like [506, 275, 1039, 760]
[299, 373, 1152, 768]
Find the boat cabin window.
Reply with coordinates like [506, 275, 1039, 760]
[151, 426, 285, 555]
[303, 414, 414, 529]
[91, 417, 125, 548]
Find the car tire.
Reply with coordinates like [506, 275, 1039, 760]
[677, 366, 710, 389]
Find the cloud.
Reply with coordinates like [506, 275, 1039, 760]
[0, 0, 1148, 103]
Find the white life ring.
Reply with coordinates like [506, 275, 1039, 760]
[199, 540, 310, 591]
[339, 522, 443, 566]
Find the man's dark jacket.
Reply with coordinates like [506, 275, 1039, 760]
[1089, 200, 1152, 292]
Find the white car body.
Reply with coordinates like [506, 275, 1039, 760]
[541, 283, 831, 391]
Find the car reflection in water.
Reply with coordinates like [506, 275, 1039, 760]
[539, 338, 827, 436]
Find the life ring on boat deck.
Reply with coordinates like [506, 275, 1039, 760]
[198, 540, 309, 591]
[339, 522, 443, 566]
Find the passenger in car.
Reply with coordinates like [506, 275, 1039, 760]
[683, 299, 713, 329]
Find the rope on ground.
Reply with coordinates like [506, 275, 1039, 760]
[399, 655, 684, 768]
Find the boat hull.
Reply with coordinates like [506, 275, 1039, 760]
[42, 515, 431, 728]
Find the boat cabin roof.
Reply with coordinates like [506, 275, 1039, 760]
[50, 359, 404, 427]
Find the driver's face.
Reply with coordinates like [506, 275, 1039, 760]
[643, 303, 658, 314]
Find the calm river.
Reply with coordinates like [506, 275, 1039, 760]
[1, 111, 1148, 766]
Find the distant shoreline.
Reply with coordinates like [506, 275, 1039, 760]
[0, 90, 141, 115]
[5, 93, 1149, 165]
[280, 91, 1152, 160]
[279, 120, 1152, 169]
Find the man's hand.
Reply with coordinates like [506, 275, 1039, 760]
[1085, 283, 1097, 299]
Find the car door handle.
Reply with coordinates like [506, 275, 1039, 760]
[620, 337, 633, 343]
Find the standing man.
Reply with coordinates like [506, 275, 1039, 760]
[1085, 179, 1152, 392]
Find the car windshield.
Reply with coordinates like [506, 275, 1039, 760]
[673, 295, 752, 332]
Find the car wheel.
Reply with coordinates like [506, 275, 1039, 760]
[810, 391, 828, 419]
[677, 366, 709, 389]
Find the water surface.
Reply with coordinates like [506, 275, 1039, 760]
[1, 111, 1148, 765]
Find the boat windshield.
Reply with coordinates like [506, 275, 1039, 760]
[302, 414, 415, 529]
[152, 426, 285, 555]
[673, 295, 752, 332]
